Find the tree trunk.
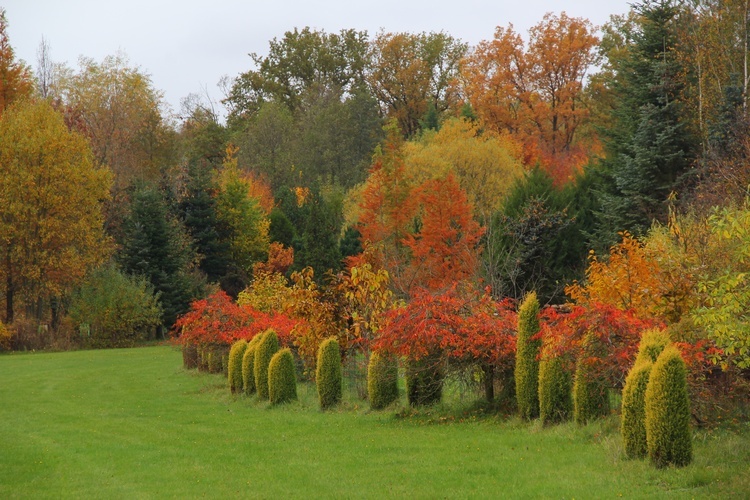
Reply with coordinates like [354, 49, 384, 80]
[483, 363, 495, 402]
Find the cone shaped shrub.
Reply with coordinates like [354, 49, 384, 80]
[316, 337, 342, 409]
[645, 345, 692, 468]
[621, 360, 653, 459]
[406, 353, 444, 406]
[538, 355, 572, 425]
[254, 329, 280, 400]
[573, 356, 610, 425]
[635, 328, 671, 365]
[516, 291, 541, 420]
[227, 340, 248, 393]
[242, 334, 263, 395]
[368, 351, 399, 410]
[269, 348, 297, 405]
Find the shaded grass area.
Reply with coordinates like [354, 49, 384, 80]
[0, 346, 747, 498]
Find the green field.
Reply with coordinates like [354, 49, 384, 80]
[0, 346, 747, 498]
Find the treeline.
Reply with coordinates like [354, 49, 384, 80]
[1, 0, 750, 352]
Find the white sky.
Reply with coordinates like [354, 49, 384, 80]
[4, 0, 632, 117]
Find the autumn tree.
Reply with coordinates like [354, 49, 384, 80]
[0, 100, 112, 323]
[368, 31, 467, 137]
[0, 9, 33, 116]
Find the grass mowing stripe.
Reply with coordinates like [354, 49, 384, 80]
[0, 346, 747, 498]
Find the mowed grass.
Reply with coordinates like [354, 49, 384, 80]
[0, 346, 748, 498]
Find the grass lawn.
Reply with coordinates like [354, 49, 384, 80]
[0, 346, 747, 498]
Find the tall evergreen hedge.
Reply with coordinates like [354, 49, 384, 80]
[538, 355, 572, 425]
[573, 355, 610, 425]
[242, 334, 263, 395]
[516, 291, 541, 420]
[268, 348, 297, 405]
[368, 351, 399, 410]
[621, 360, 653, 459]
[227, 339, 248, 393]
[254, 329, 280, 400]
[645, 345, 692, 468]
[316, 337, 342, 409]
[635, 328, 671, 365]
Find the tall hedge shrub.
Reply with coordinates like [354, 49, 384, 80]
[621, 360, 653, 459]
[405, 353, 444, 406]
[573, 356, 610, 424]
[368, 351, 399, 410]
[645, 345, 692, 468]
[538, 355, 572, 425]
[227, 340, 248, 393]
[269, 348, 297, 405]
[254, 329, 280, 400]
[635, 328, 670, 365]
[516, 291, 541, 420]
[242, 334, 263, 395]
[316, 337, 343, 409]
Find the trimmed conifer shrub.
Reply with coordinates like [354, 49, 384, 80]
[254, 329, 280, 400]
[645, 345, 692, 468]
[573, 355, 610, 425]
[268, 348, 297, 405]
[515, 291, 541, 420]
[405, 353, 444, 406]
[538, 355, 572, 425]
[635, 328, 671, 365]
[242, 334, 263, 395]
[621, 360, 653, 459]
[227, 339, 248, 393]
[368, 351, 399, 410]
[316, 337, 342, 409]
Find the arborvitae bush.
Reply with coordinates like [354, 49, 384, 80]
[573, 356, 610, 425]
[242, 335, 262, 395]
[182, 344, 198, 369]
[406, 353, 444, 406]
[254, 329, 280, 400]
[368, 351, 399, 410]
[635, 328, 671, 365]
[516, 291, 541, 420]
[268, 348, 297, 405]
[316, 337, 342, 409]
[621, 360, 653, 459]
[538, 355, 572, 425]
[227, 340, 248, 393]
[645, 345, 692, 468]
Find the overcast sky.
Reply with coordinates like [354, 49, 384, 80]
[4, 0, 632, 117]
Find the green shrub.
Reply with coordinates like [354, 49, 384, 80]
[268, 348, 297, 405]
[645, 345, 692, 468]
[573, 356, 610, 425]
[406, 353, 444, 406]
[242, 335, 263, 395]
[538, 355, 572, 425]
[635, 328, 671, 365]
[368, 351, 399, 410]
[515, 291, 541, 420]
[316, 337, 342, 409]
[621, 360, 653, 459]
[227, 340, 248, 393]
[254, 329, 280, 400]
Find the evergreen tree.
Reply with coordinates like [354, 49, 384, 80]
[119, 182, 202, 328]
[596, 0, 695, 245]
[297, 191, 342, 277]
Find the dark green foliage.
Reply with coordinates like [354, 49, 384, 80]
[269, 208, 296, 249]
[69, 263, 162, 348]
[297, 191, 342, 277]
[516, 291, 541, 420]
[406, 354, 444, 407]
[119, 182, 203, 328]
[538, 355, 573, 425]
[242, 335, 263, 395]
[254, 330, 280, 400]
[316, 337, 343, 409]
[268, 348, 297, 405]
[367, 351, 399, 410]
[573, 356, 610, 425]
[622, 361, 653, 459]
[646, 345, 692, 468]
[340, 226, 363, 262]
[227, 340, 248, 393]
[635, 328, 671, 365]
[419, 100, 440, 132]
